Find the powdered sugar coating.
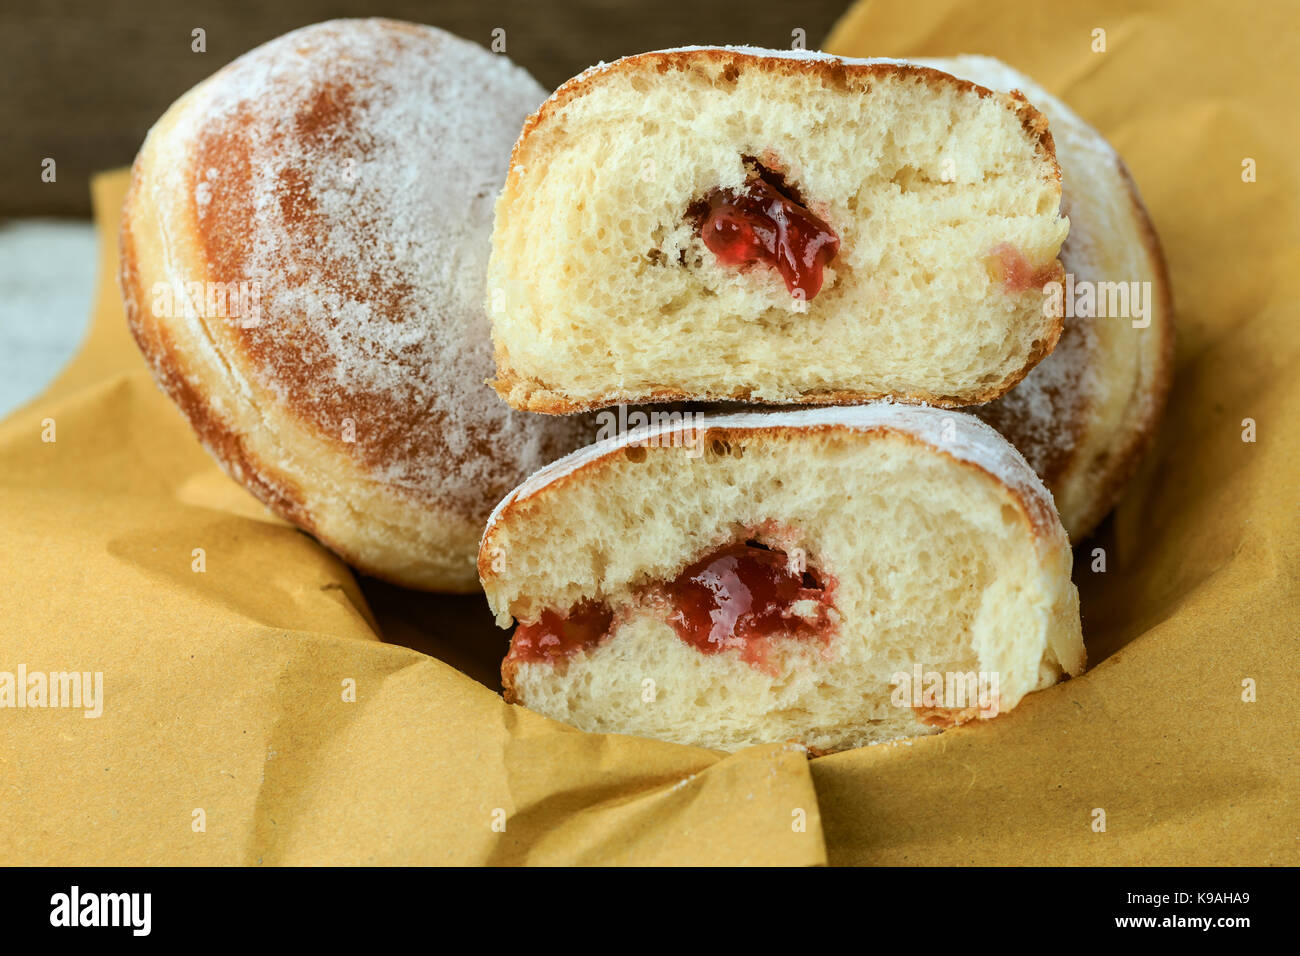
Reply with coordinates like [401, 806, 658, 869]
[484, 404, 1065, 548]
[150, 19, 586, 517]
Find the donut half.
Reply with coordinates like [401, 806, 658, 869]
[480, 405, 1085, 753]
[487, 47, 1070, 413]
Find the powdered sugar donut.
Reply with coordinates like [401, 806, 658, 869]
[120, 19, 589, 590]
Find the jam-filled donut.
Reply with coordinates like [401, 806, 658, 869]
[486, 47, 1071, 414]
[921, 57, 1174, 541]
[120, 19, 589, 591]
[479, 405, 1085, 753]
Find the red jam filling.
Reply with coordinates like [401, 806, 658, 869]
[990, 242, 1063, 293]
[505, 540, 836, 675]
[664, 541, 834, 673]
[507, 601, 613, 664]
[698, 177, 840, 300]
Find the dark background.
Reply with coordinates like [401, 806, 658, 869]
[2, 0, 853, 218]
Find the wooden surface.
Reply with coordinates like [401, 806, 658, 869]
[1, 0, 852, 218]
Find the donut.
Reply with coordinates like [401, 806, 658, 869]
[920, 56, 1174, 541]
[479, 405, 1085, 753]
[485, 47, 1070, 414]
[119, 19, 589, 591]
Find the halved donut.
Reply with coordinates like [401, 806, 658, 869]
[487, 48, 1069, 413]
[480, 404, 1085, 753]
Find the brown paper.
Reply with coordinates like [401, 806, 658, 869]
[1, 0, 1296, 865]
[818, 0, 1300, 865]
[0, 171, 824, 866]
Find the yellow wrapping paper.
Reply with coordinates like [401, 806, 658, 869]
[1, 0, 1296, 865]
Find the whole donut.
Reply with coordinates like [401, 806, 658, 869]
[120, 19, 589, 590]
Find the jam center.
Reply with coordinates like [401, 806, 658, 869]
[698, 174, 840, 300]
[508, 601, 613, 664]
[665, 541, 833, 671]
[504, 540, 836, 673]
[990, 242, 1063, 293]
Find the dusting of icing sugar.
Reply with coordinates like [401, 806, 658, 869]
[154, 19, 587, 516]
[484, 403, 1065, 548]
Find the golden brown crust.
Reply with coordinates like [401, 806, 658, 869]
[490, 326, 1062, 415]
[912, 704, 986, 729]
[500, 657, 523, 705]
